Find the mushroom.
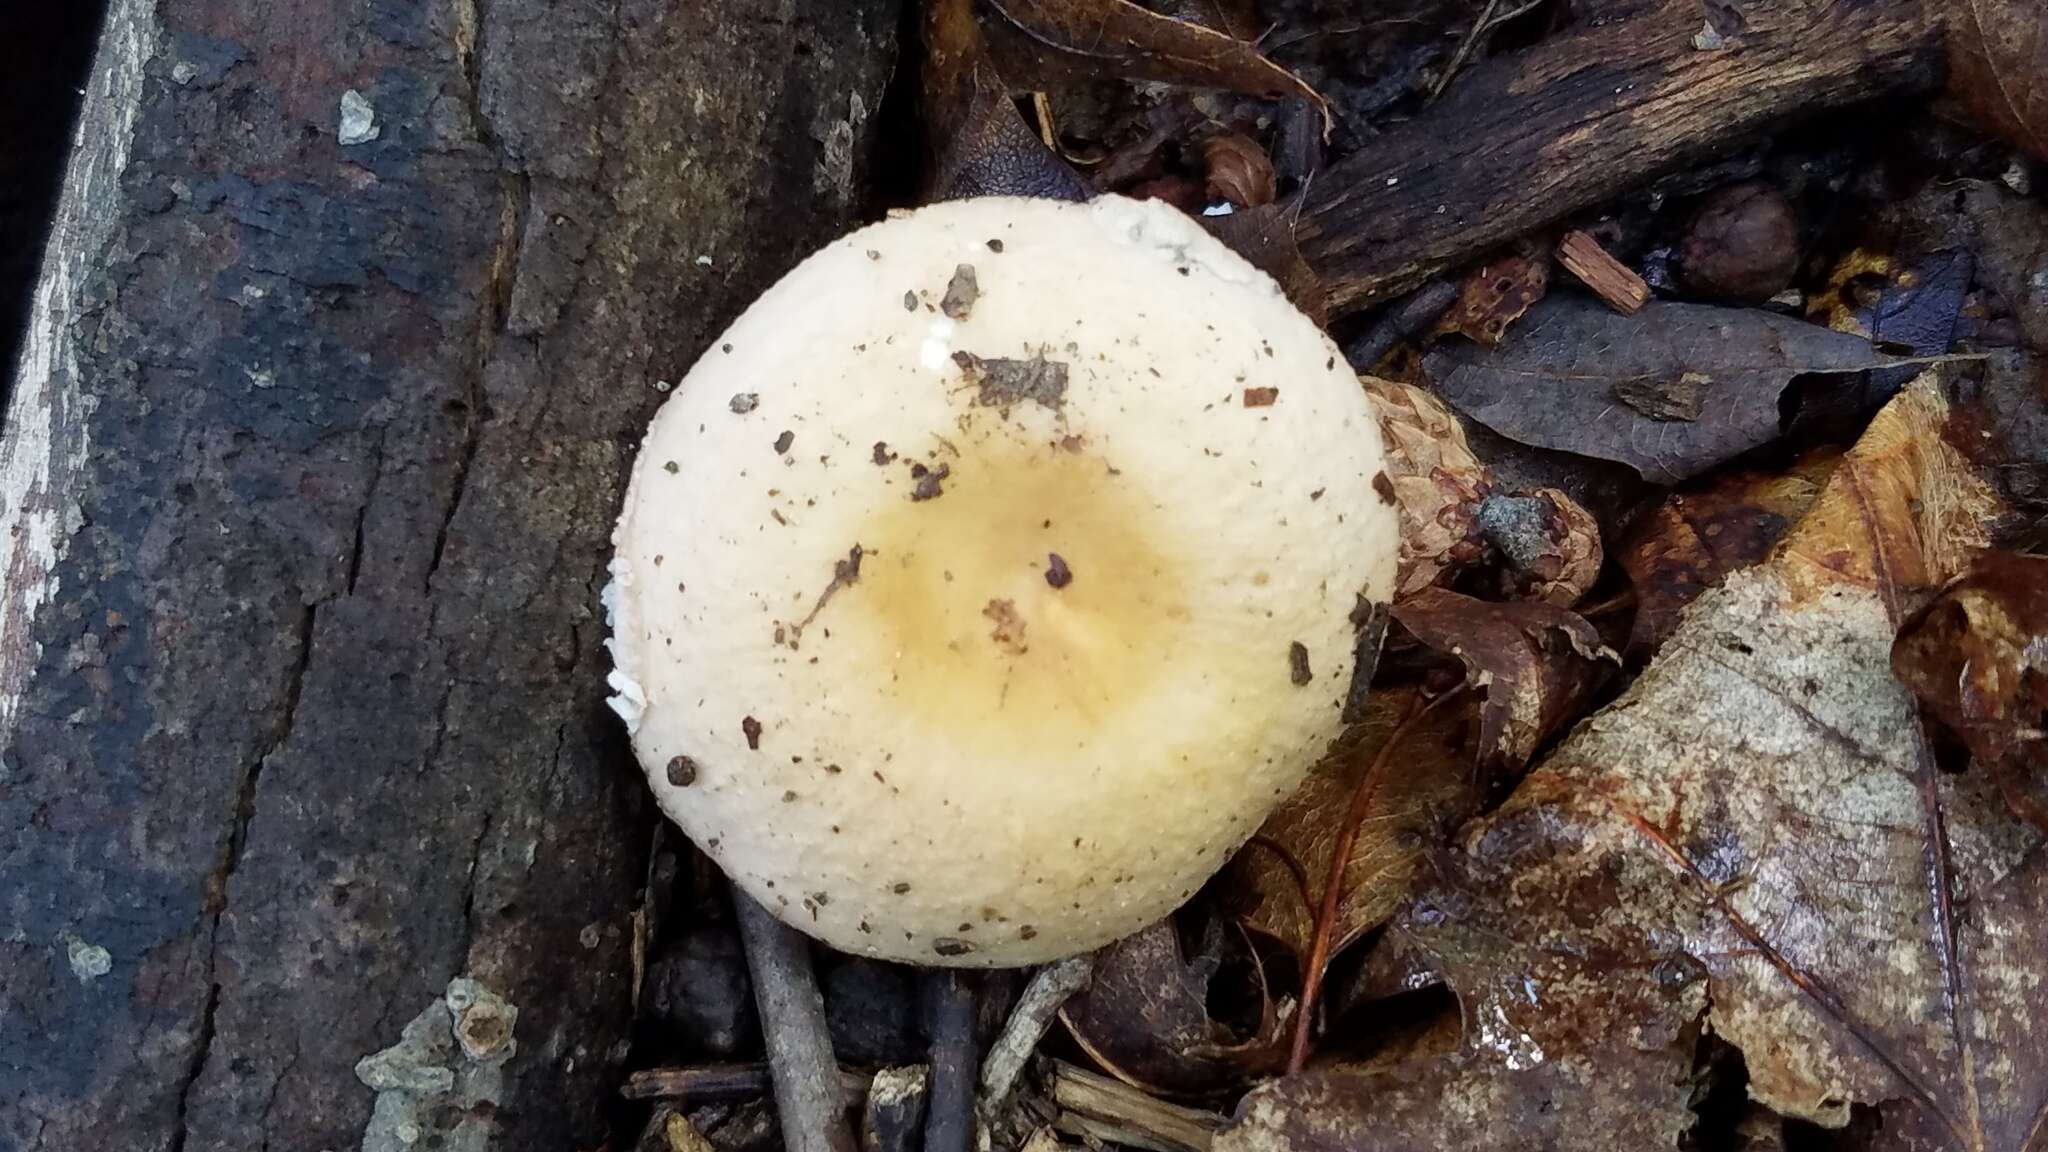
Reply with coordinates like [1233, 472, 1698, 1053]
[607, 195, 1397, 966]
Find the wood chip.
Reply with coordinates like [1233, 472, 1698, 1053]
[1557, 230, 1650, 314]
[1049, 1061, 1223, 1152]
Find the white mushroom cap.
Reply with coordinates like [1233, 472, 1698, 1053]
[609, 195, 1396, 966]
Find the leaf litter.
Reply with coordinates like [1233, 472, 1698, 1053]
[1218, 380, 2048, 1152]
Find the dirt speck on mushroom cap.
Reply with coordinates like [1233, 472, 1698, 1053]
[608, 196, 1397, 966]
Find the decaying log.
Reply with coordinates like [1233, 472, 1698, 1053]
[1300, 0, 1941, 313]
[0, 0, 898, 1149]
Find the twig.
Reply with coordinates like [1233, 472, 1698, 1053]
[1481, 0, 1548, 33]
[923, 970, 980, 1152]
[1427, 0, 1505, 101]
[1343, 278, 1460, 372]
[979, 956, 1096, 1110]
[732, 892, 858, 1152]
[1287, 688, 1466, 1074]
[1047, 1062, 1223, 1152]
[621, 1063, 872, 1105]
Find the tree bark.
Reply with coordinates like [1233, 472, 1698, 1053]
[0, 0, 898, 1149]
[1300, 0, 1941, 314]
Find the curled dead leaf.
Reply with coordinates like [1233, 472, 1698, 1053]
[1201, 132, 1277, 209]
[1060, 917, 1286, 1095]
[1221, 689, 1476, 967]
[1391, 588, 1617, 768]
[1892, 551, 2048, 832]
[1473, 488, 1603, 607]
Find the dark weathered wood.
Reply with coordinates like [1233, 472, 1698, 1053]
[0, 0, 897, 1149]
[1299, 0, 1940, 314]
[923, 970, 981, 1152]
[621, 1062, 871, 1105]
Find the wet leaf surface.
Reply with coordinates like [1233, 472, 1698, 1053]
[1424, 295, 1891, 483]
[1217, 774, 1710, 1152]
[1225, 380, 2048, 1152]
[1944, 0, 2048, 161]
[1892, 551, 2048, 832]
[1617, 449, 1840, 659]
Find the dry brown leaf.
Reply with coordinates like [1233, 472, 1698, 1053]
[979, 0, 1329, 126]
[1434, 253, 1551, 348]
[923, 0, 1090, 201]
[1222, 595, 1613, 964]
[1221, 688, 1478, 964]
[1892, 552, 2048, 832]
[1362, 377, 1492, 597]
[1060, 917, 1286, 1094]
[1424, 295, 1891, 484]
[1224, 378, 2048, 1152]
[1944, 0, 2048, 162]
[1617, 448, 1841, 659]
[1392, 589, 1616, 769]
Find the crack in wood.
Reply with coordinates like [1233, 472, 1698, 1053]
[170, 601, 318, 1152]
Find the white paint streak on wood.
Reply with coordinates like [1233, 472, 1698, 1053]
[0, 0, 157, 732]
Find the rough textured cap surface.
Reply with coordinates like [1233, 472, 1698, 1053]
[609, 195, 1396, 965]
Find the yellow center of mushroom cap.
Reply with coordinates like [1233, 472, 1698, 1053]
[850, 432, 1188, 753]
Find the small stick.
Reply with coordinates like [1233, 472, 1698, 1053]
[979, 956, 1096, 1111]
[923, 970, 980, 1152]
[732, 892, 859, 1152]
[1343, 278, 1460, 372]
[622, 1063, 872, 1105]
[1557, 230, 1651, 314]
[1427, 0, 1506, 101]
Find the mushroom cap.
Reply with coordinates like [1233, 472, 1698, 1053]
[609, 195, 1396, 966]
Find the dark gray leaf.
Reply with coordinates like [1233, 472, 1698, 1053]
[1423, 296, 1888, 484]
